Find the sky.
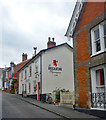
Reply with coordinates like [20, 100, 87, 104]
[0, 0, 77, 68]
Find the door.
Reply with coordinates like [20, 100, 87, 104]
[38, 82, 40, 100]
[22, 84, 24, 92]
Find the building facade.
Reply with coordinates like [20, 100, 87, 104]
[0, 68, 3, 90]
[65, 0, 106, 109]
[19, 39, 74, 101]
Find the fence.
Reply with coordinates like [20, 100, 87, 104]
[52, 91, 74, 104]
[92, 92, 106, 109]
[60, 91, 74, 104]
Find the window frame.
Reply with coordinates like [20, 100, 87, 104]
[25, 69, 27, 79]
[96, 68, 105, 86]
[91, 21, 106, 56]
[29, 66, 32, 77]
[91, 65, 106, 93]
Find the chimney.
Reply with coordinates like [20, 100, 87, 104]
[10, 61, 15, 74]
[22, 53, 27, 61]
[47, 37, 56, 48]
[10, 61, 14, 67]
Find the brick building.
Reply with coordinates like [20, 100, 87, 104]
[65, 0, 106, 109]
[14, 54, 30, 93]
[4, 54, 30, 93]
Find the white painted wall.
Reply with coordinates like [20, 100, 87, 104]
[42, 45, 74, 94]
[0, 71, 2, 89]
[19, 44, 74, 97]
[19, 57, 40, 95]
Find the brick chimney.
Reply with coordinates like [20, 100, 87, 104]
[47, 37, 56, 48]
[10, 62, 15, 74]
[22, 53, 27, 62]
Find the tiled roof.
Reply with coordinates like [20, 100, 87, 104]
[14, 60, 30, 73]
[0, 68, 3, 71]
[18, 43, 73, 72]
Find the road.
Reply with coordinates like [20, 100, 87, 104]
[2, 92, 62, 119]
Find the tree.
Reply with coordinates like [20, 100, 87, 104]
[11, 79, 17, 90]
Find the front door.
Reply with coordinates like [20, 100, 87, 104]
[38, 82, 40, 100]
[22, 84, 24, 92]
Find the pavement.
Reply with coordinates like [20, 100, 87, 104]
[0, 90, 2, 120]
[13, 93, 101, 119]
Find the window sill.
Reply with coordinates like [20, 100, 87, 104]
[96, 85, 105, 88]
[91, 50, 106, 57]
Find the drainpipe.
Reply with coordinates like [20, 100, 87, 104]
[40, 54, 42, 95]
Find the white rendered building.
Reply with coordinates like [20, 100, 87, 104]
[19, 41, 74, 101]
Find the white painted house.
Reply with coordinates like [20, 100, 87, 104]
[19, 40, 74, 101]
[0, 69, 3, 90]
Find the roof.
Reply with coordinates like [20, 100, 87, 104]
[0, 68, 3, 71]
[2, 67, 11, 71]
[18, 43, 73, 72]
[14, 59, 30, 73]
[65, 0, 86, 38]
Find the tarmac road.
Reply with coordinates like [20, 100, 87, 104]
[2, 92, 62, 119]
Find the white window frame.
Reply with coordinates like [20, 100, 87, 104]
[91, 20, 106, 56]
[29, 66, 32, 77]
[91, 65, 106, 93]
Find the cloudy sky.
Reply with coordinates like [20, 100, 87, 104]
[0, 0, 76, 68]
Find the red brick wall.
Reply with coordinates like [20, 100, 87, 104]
[76, 29, 90, 108]
[76, 29, 90, 63]
[77, 65, 88, 108]
[74, 2, 105, 108]
[77, 2, 105, 31]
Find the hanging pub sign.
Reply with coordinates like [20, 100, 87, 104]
[48, 60, 62, 76]
[12, 73, 17, 79]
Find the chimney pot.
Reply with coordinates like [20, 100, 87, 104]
[48, 37, 50, 41]
[52, 37, 54, 42]
[47, 37, 56, 48]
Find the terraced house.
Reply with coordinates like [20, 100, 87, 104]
[18, 38, 74, 102]
[65, 0, 106, 110]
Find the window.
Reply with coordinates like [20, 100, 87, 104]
[33, 81, 36, 92]
[96, 69, 104, 86]
[29, 66, 32, 77]
[21, 72, 23, 79]
[94, 28, 101, 52]
[91, 21, 106, 56]
[103, 24, 106, 48]
[25, 84, 27, 92]
[35, 65, 38, 73]
[25, 69, 27, 79]
[29, 83, 31, 93]
[91, 65, 106, 93]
